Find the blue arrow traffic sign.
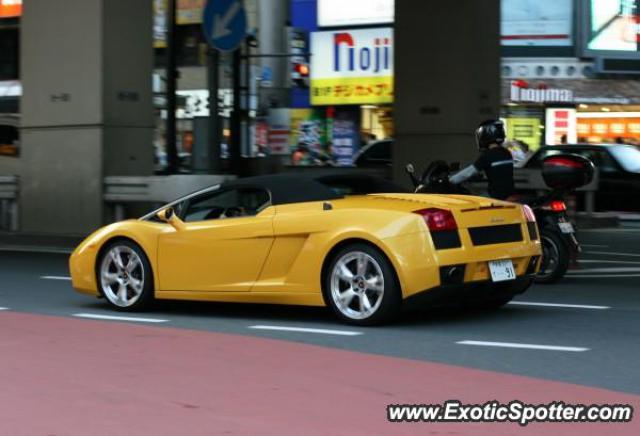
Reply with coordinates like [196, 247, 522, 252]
[202, 0, 247, 52]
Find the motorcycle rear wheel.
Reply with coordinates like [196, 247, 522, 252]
[535, 229, 570, 284]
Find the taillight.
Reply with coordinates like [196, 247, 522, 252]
[542, 201, 567, 212]
[414, 208, 457, 232]
[522, 205, 536, 222]
[523, 205, 539, 241]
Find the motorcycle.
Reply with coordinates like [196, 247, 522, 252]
[405, 155, 595, 284]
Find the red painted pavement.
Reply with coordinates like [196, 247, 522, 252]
[0, 312, 638, 436]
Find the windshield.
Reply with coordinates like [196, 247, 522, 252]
[609, 146, 640, 173]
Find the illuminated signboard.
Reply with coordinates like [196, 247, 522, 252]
[586, 0, 640, 53]
[317, 0, 394, 27]
[546, 108, 577, 145]
[501, 0, 573, 46]
[310, 28, 393, 105]
[0, 0, 22, 18]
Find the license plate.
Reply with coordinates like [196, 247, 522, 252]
[489, 260, 516, 282]
[558, 222, 574, 234]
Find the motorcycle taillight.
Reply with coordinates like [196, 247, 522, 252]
[543, 201, 567, 212]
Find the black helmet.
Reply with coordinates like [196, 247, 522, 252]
[475, 119, 506, 150]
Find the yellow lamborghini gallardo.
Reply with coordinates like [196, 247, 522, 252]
[70, 173, 541, 325]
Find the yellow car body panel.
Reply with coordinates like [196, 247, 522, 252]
[70, 192, 541, 306]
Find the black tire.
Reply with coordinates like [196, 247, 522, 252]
[535, 229, 570, 284]
[480, 296, 514, 310]
[476, 277, 533, 310]
[96, 239, 154, 311]
[323, 243, 402, 326]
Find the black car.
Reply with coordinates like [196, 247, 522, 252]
[352, 140, 393, 178]
[521, 144, 640, 212]
[353, 140, 392, 167]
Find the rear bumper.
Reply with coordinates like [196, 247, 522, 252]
[404, 275, 535, 308]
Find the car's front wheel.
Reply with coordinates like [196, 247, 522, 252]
[324, 243, 401, 326]
[98, 240, 153, 311]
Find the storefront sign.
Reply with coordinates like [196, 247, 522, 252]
[0, 0, 21, 18]
[318, 0, 393, 27]
[577, 113, 640, 142]
[266, 108, 328, 156]
[510, 81, 573, 103]
[311, 28, 393, 105]
[505, 117, 542, 151]
[332, 114, 359, 166]
[177, 0, 206, 24]
[501, 0, 573, 46]
[154, 0, 206, 48]
[175, 89, 233, 118]
[546, 108, 577, 145]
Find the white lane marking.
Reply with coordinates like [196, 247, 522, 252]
[509, 302, 610, 310]
[73, 313, 169, 323]
[249, 325, 363, 336]
[457, 341, 589, 352]
[579, 259, 640, 265]
[567, 274, 640, 278]
[580, 229, 640, 233]
[41, 275, 72, 281]
[585, 251, 640, 258]
[0, 307, 9, 311]
[567, 267, 640, 274]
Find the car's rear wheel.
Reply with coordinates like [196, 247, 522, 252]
[324, 243, 401, 326]
[98, 240, 153, 311]
[479, 277, 534, 310]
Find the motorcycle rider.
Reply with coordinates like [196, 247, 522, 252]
[448, 119, 514, 200]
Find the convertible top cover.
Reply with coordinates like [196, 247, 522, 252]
[221, 172, 409, 206]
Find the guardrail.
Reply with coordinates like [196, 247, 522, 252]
[104, 175, 235, 221]
[467, 167, 600, 213]
[0, 175, 18, 231]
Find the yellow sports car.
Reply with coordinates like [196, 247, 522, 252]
[70, 173, 541, 325]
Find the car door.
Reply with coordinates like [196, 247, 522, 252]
[157, 187, 274, 292]
[576, 148, 628, 211]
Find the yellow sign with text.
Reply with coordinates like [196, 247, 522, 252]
[506, 117, 542, 151]
[311, 76, 394, 106]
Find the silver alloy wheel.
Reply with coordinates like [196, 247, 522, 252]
[330, 251, 384, 320]
[539, 235, 560, 280]
[99, 245, 145, 308]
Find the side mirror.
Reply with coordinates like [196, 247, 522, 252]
[156, 207, 186, 231]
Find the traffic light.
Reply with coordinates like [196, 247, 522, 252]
[288, 28, 310, 88]
[292, 62, 310, 88]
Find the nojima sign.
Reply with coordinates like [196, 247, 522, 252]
[310, 28, 394, 105]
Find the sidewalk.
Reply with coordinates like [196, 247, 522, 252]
[0, 232, 84, 254]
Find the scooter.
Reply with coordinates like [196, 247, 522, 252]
[405, 157, 594, 284]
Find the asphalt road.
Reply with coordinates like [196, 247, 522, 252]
[3, 228, 640, 435]
[1, 228, 639, 397]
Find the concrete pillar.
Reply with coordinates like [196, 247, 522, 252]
[393, 0, 501, 184]
[258, 0, 290, 109]
[20, 0, 153, 235]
